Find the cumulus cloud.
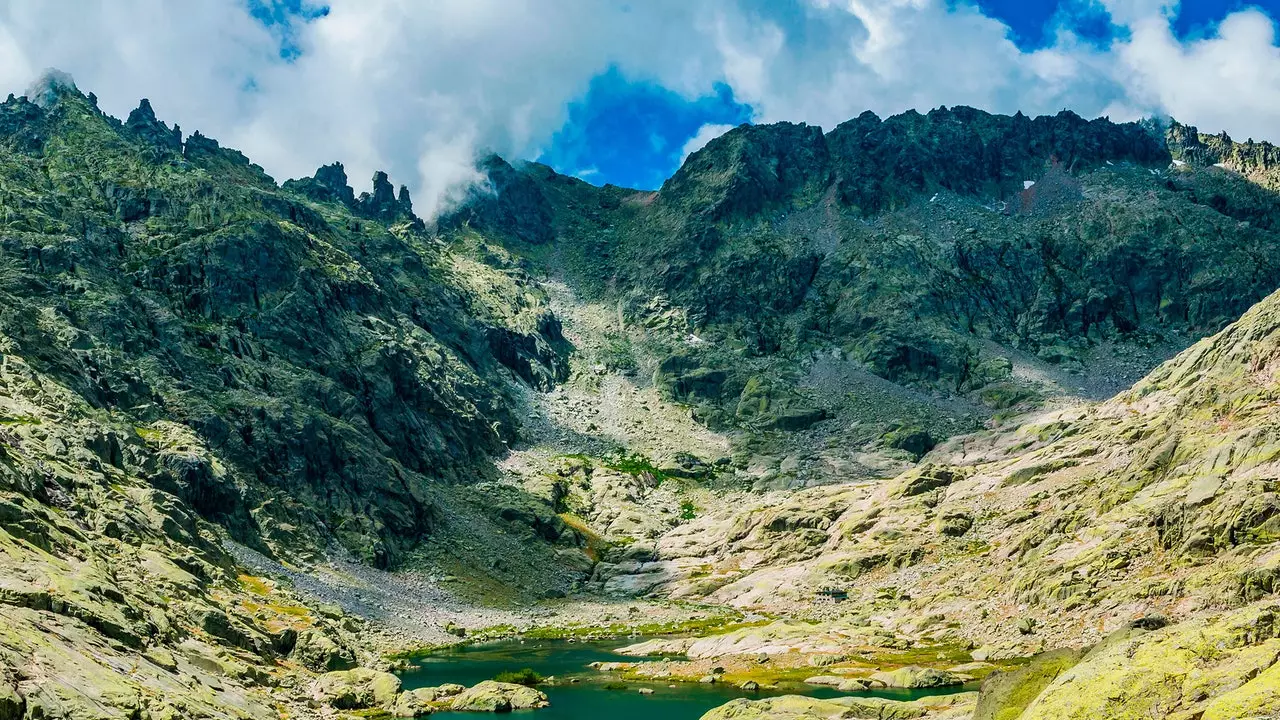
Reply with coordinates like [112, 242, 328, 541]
[0, 0, 1279, 214]
[1110, 8, 1280, 141]
[681, 123, 738, 162]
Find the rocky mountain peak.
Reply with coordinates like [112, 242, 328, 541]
[662, 121, 831, 220]
[437, 153, 554, 244]
[283, 164, 417, 223]
[125, 97, 182, 152]
[22, 68, 78, 109]
[356, 170, 403, 220]
[1167, 119, 1280, 190]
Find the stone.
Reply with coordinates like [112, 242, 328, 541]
[450, 681, 549, 712]
[947, 661, 995, 674]
[1202, 661, 1280, 720]
[899, 466, 962, 497]
[837, 678, 874, 691]
[311, 668, 402, 710]
[938, 512, 974, 536]
[435, 684, 466, 697]
[143, 646, 178, 673]
[392, 687, 440, 717]
[869, 665, 964, 689]
[638, 687, 654, 695]
[291, 628, 356, 672]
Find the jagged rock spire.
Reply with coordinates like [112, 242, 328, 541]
[397, 185, 413, 215]
[284, 164, 417, 224]
[358, 171, 402, 219]
[314, 162, 356, 205]
[125, 98, 181, 152]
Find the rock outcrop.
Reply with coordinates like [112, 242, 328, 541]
[311, 668, 402, 710]
[449, 680, 549, 712]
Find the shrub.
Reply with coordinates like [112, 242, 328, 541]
[493, 668, 545, 686]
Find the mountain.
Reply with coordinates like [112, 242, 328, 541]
[4, 70, 1280, 719]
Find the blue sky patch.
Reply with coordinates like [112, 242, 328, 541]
[536, 67, 752, 190]
[972, 0, 1280, 49]
[239, 0, 1280, 190]
[1172, 0, 1280, 37]
[246, 0, 330, 60]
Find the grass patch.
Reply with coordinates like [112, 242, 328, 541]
[238, 574, 272, 596]
[603, 451, 669, 484]
[493, 668, 545, 686]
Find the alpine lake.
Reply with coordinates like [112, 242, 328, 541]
[398, 637, 975, 719]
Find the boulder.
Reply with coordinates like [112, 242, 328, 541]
[837, 678, 877, 691]
[938, 512, 973, 536]
[870, 665, 964, 689]
[409, 683, 464, 702]
[311, 668, 402, 710]
[291, 627, 356, 672]
[392, 687, 441, 717]
[142, 646, 178, 673]
[450, 681, 549, 712]
[899, 466, 962, 497]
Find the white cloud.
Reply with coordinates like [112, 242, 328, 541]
[1110, 8, 1280, 141]
[0, 0, 1279, 214]
[681, 123, 737, 163]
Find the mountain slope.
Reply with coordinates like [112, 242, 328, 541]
[7, 69, 1280, 720]
[611, 281, 1280, 720]
[0, 75, 581, 569]
[450, 107, 1280, 499]
[0, 74, 599, 719]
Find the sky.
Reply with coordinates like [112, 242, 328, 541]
[1, 0, 1280, 215]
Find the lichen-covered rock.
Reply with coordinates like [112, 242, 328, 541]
[870, 665, 964, 689]
[898, 466, 963, 497]
[449, 681, 549, 712]
[290, 628, 355, 672]
[699, 692, 976, 720]
[402, 683, 464, 703]
[392, 687, 441, 717]
[972, 648, 1084, 720]
[1201, 661, 1280, 720]
[1003, 606, 1280, 720]
[310, 668, 402, 710]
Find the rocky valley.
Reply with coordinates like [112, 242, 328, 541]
[3, 71, 1280, 719]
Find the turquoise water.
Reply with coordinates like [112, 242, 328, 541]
[398, 638, 971, 720]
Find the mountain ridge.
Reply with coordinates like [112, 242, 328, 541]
[4, 70, 1280, 719]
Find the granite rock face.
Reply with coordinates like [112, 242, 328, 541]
[11, 70, 1280, 720]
